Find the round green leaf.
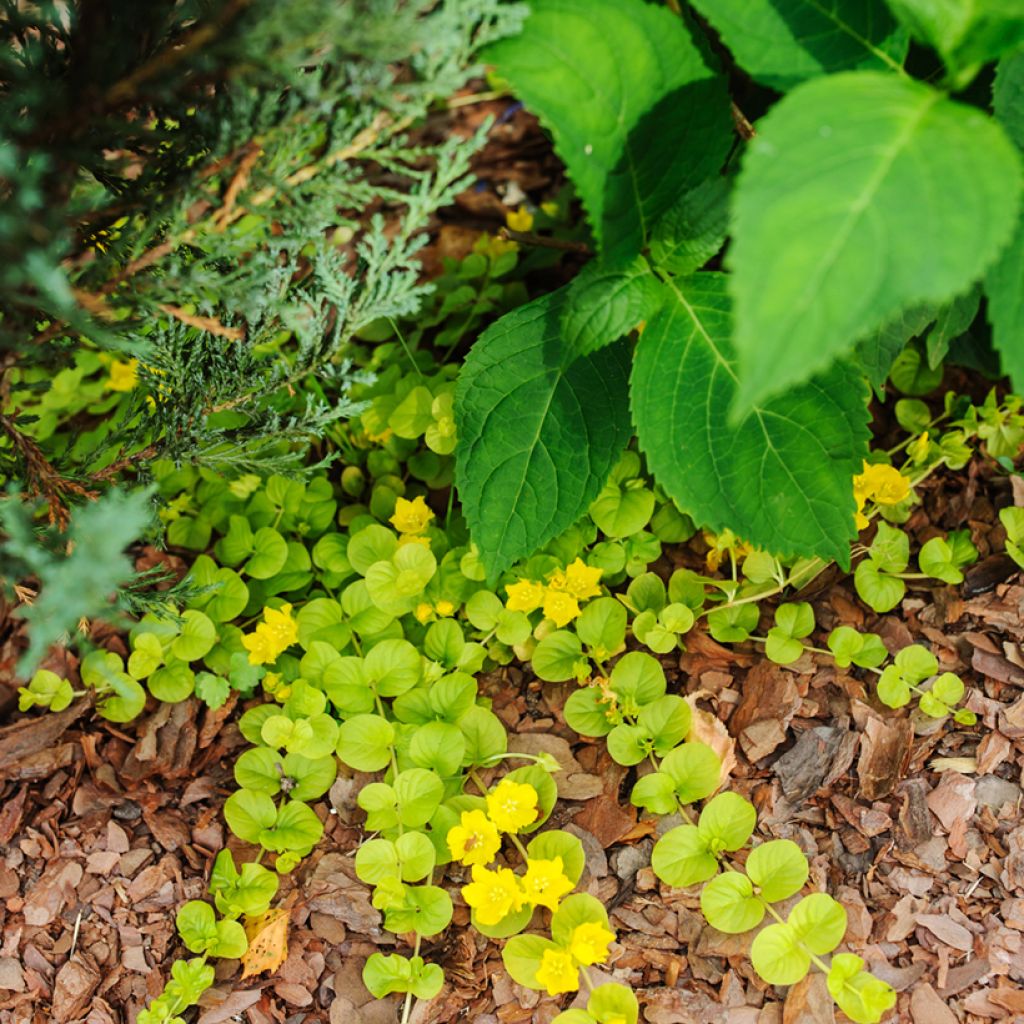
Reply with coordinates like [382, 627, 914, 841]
[170, 610, 217, 662]
[651, 824, 717, 887]
[631, 772, 678, 815]
[854, 560, 905, 613]
[355, 838, 400, 885]
[788, 892, 848, 954]
[746, 839, 809, 902]
[409, 721, 466, 777]
[336, 714, 395, 772]
[502, 934, 561, 990]
[661, 742, 722, 804]
[458, 705, 508, 765]
[698, 791, 756, 853]
[527, 830, 586, 886]
[750, 922, 810, 986]
[245, 527, 289, 579]
[700, 871, 765, 934]
[533, 630, 586, 682]
[365, 638, 422, 696]
[394, 768, 445, 828]
[564, 686, 616, 737]
[224, 789, 277, 845]
[261, 800, 323, 853]
[234, 747, 282, 796]
[609, 650, 666, 706]
[638, 695, 691, 755]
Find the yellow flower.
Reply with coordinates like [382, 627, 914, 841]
[447, 810, 502, 867]
[461, 864, 524, 925]
[413, 602, 434, 624]
[542, 588, 580, 627]
[505, 579, 545, 613]
[703, 529, 753, 573]
[389, 495, 434, 535]
[485, 779, 539, 834]
[434, 599, 456, 617]
[520, 856, 574, 912]
[853, 461, 910, 506]
[534, 948, 579, 996]
[107, 359, 139, 392]
[558, 558, 602, 600]
[242, 604, 298, 666]
[397, 533, 431, 548]
[569, 921, 616, 965]
[506, 205, 534, 232]
[909, 431, 930, 463]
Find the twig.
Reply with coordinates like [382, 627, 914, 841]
[731, 102, 756, 141]
[498, 227, 591, 255]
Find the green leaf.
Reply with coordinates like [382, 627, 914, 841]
[877, 665, 911, 708]
[607, 724, 650, 766]
[456, 292, 633, 578]
[828, 953, 897, 1024]
[633, 274, 868, 564]
[170, 609, 216, 662]
[502, 934, 561, 990]
[856, 305, 938, 395]
[750, 922, 811, 985]
[609, 651, 666, 707]
[648, 176, 732, 276]
[561, 256, 662, 359]
[393, 768, 445, 828]
[700, 871, 765, 934]
[260, 800, 323, 854]
[691, 0, 906, 90]
[365, 638, 422, 697]
[588, 984, 639, 1024]
[176, 901, 221, 955]
[458, 705, 508, 765]
[527, 830, 586, 886]
[362, 953, 413, 998]
[827, 626, 888, 669]
[575, 598, 627, 659]
[661, 742, 722, 804]
[707, 603, 760, 644]
[894, 643, 938, 682]
[730, 72, 1022, 411]
[886, 0, 1024, 78]
[854, 560, 905, 613]
[485, 0, 731, 257]
[244, 527, 289, 579]
[148, 660, 196, 703]
[335, 714, 395, 772]
[550, 892, 611, 945]
[698, 792, 757, 853]
[918, 536, 963, 583]
[746, 839, 809, 902]
[224, 789, 277, 845]
[631, 772, 678, 815]
[563, 687, 616, 737]
[788, 892, 848, 954]
[651, 824, 717, 887]
[637, 695, 691, 756]
[533, 630, 587, 683]
[409, 721, 466, 777]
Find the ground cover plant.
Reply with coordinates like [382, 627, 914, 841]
[3, 2, 1024, 1024]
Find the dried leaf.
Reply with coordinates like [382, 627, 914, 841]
[685, 690, 736, 786]
[241, 907, 289, 979]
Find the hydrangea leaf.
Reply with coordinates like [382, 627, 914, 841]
[632, 274, 868, 565]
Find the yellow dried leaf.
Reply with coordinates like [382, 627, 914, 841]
[240, 907, 289, 978]
[685, 691, 737, 787]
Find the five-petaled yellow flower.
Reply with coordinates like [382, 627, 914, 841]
[852, 460, 912, 529]
[505, 579, 545, 613]
[390, 495, 434, 535]
[520, 856, 574, 912]
[242, 603, 298, 666]
[447, 810, 501, 867]
[485, 779, 539, 834]
[107, 358, 139, 392]
[542, 588, 580, 628]
[568, 921, 616, 965]
[549, 558, 602, 601]
[535, 948, 579, 995]
[461, 864, 524, 925]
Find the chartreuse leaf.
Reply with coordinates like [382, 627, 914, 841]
[528, 831, 586, 886]
[648, 176, 732, 276]
[746, 839, 809, 902]
[750, 923, 811, 985]
[698, 792, 757, 853]
[456, 292, 632, 578]
[633, 274, 868, 564]
[765, 602, 814, 664]
[661, 742, 722, 804]
[363, 953, 444, 1000]
[827, 626, 888, 669]
[485, 0, 731, 257]
[502, 934, 562, 989]
[651, 825, 717, 887]
[700, 871, 765, 934]
[587, 984, 639, 1024]
[790, 892, 848, 953]
[176, 900, 248, 959]
[730, 72, 1022, 412]
[336, 714, 394, 772]
[919, 530, 977, 584]
[828, 953, 897, 1024]
[689, 0, 907, 90]
[1000, 506, 1024, 568]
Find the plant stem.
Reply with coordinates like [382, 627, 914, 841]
[399, 933, 423, 1024]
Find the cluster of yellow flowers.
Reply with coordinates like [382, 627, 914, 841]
[389, 495, 434, 546]
[413, 599, 457, 624]
[107, 358, 139, 392]
[504, 558, 603, 628]
[242, 603, 298, 666]
[446, 778, 615, 995]
[852, 460, 911, 529]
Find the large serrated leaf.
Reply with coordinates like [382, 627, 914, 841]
[730, 72, 1022, 412]
[561, 256, 663, 360]
[456, 291, 632, 577]
[632, 274, 868, 565]
[855, 304, 936, 395]
[485, 0, 731, 259]
[987, 50, 1024, 392]
[690, 0, 907, 90]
